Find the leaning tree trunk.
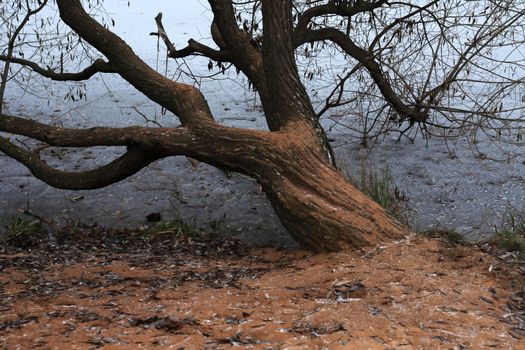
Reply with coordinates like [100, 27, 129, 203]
[186, 121, 407, 252]
[237, 0, 406, 251]
[225, 122, 407, 252]
[259, 149, 406, 252]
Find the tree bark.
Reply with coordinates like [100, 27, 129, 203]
[265, 164, 406, 252]
[241, 123, 407, 252]
[186, 120, 407, 252]
[181, 121, 407, 252]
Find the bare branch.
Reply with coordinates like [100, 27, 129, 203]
[208, 0, 266, 90]
[422, 6, 525, 106]
[56, 0, 215, 126]
[169, 39, 231, 61]
[150, 13, 231, 61]
[295, 0, 389, 34]
[316, 64, 361, 118]
[0, 0, 49, 113]
[0, 56, 115, 81]
[151, 12, 177, 54]
[368, 1, 439, 52]
[295, 27, 427, 123]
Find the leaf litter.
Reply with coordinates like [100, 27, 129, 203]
[1, 228, 525, 349]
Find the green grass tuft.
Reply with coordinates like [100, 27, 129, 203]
[208, 219, 230, 236]
[145, 218, 198, 239]
[492, 205, 525, 253]
[1, 217, 48, 248]
[343, 160, 410, 225]
[420, 228, 465, 245]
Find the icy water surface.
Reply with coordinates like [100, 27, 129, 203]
[3, 79, 525, 245]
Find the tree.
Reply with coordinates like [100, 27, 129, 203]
[0, 0, 524, 251]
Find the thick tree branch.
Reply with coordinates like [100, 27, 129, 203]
[260, 0, 335, 165]
[56, 0, 214, 127]
[295, 0, 389, 34]
[0, 114, 180, 147]
[170, 39, 231, 61]
[0, 113, 242, 189]
[295, 27, 428, 123]
[0, 56, 115, 81]
[0, 112, 280, 183]
[261, 0, 315, 123]
[208, 0, 266, 90]
[0, 135, 162, 190]
[150, 13, 231, 61]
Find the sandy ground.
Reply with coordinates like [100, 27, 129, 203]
[1, 231, 525, 349]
